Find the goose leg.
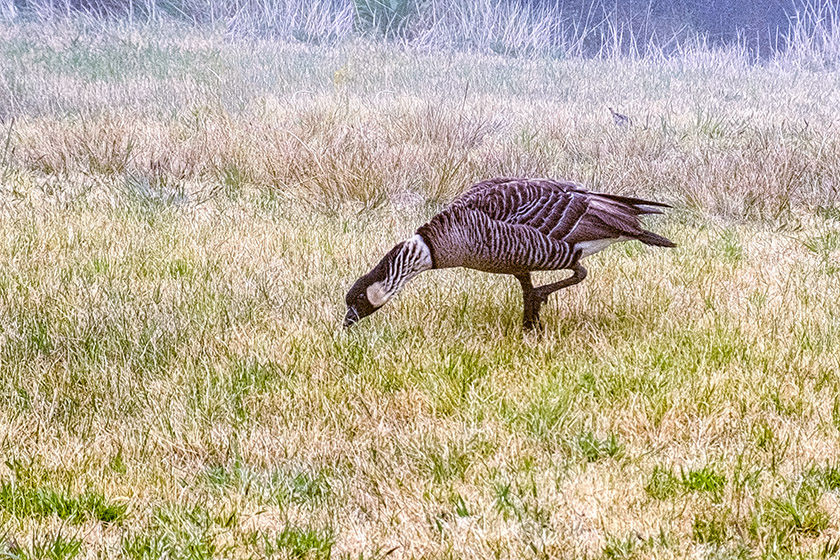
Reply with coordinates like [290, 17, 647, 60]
[515, 273, 541, 330]
[514, 272, 542, 330]
[533, 264, 588, 305]
[516, 265, 588, 330]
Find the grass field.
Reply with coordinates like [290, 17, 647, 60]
[0, 18, 839, 560]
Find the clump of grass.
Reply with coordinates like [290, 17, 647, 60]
[747, 477, 830, 554]
[451, 492, 470, 517]
[756, 493, 829, 539]
[489, 469, 551, 527]
[645, 465, 679, 501]
[422, 441, 473, 485]
[805, 463, 840, 491]
[4, 533, 83, 560]
[424, 348, 491, 415]
[692, 513, 728, 545]
[121, 533, 170, 560]
[680, 466, 727, 500]
[515, 389, 575, 440]
[108, 452, 127, 475]
[0, 481, 127, 524]
[602, 534, 638, 560]
[123, 503, 218, 560]
[270, 469, 333, 507]
[263, 525, 334, 560]
[716, 228, 744, 265]
[576, 431, 624, 462]
[804, 230, 840, 275]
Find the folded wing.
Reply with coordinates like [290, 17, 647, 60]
[452, 178, 674, 250]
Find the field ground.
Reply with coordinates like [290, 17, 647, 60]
[0, 21, 839, 560]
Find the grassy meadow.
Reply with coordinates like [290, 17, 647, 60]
[0, 18, 840, 560]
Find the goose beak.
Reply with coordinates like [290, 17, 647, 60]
[343, 307, 359, 328]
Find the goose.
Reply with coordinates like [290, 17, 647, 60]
[344, 177, 675, 330]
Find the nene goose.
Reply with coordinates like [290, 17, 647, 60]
[344, 177, 675, 330]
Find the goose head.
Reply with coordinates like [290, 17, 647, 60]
[343, 245, 399, 327]
[343, 235, 433, 328]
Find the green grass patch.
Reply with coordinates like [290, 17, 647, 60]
[263, 525, 334, 560]
[645, 465, 679, 501]
[680, 466, 727, 499]
[758, 493, 829, 538]
[122, 503, 219, 560]
[270, 469, 333, 507]
[2, 533, 83, 560]
[576, 431, 624, 462]
[602, 535, 638, 560]
[692, 513, 728, 545]
[0, 481, 127, 524]
[805, 463, 840, 491]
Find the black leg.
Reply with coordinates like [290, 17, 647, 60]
[515, 265, 588, 330]
[515, 273, 541, 330]
[532, 264, 588, 305]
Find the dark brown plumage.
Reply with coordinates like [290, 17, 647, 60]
[344, 177, 675, 330]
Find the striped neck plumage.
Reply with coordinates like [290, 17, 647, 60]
[366, 235, 433, 307]
[387, 234, 433, 292]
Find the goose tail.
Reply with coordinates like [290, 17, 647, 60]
[636, 230, 676, 247]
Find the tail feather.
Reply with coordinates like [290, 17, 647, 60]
[636, 230, 676, 247]
[592, 191, 671, 214]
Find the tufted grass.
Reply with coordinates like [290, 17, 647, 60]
[0, 21, 839, 560]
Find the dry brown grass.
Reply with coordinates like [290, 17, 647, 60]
[0, 20, 839, 560]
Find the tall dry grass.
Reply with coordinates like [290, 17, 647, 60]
[4, 0, 840, 62]
[3, 21, 840, 218]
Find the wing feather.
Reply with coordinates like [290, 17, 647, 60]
[449, 177, 672, 251]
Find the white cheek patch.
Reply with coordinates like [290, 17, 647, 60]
[366, 281, 391, 307]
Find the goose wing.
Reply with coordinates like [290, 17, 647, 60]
[452, 177, 673, 247]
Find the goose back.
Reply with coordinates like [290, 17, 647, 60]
[417, 177, 673, 274]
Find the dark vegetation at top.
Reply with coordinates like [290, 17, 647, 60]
[2, 0, 838, 61]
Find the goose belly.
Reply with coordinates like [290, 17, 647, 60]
[575, 237, 626, 258]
